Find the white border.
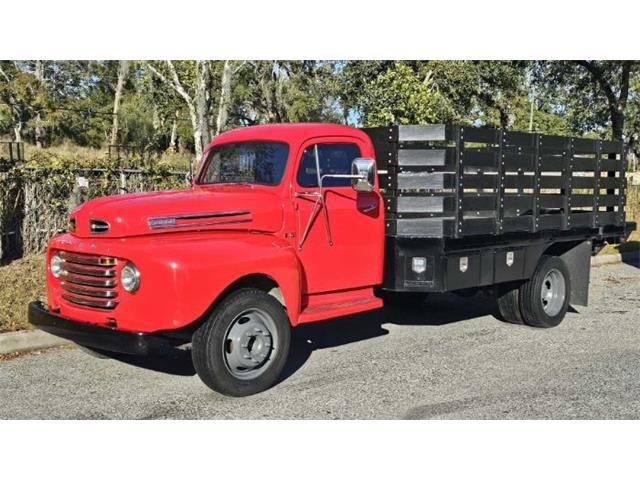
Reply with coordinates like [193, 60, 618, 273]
[1, 420, 638, 479]
[2, 0, 639, 59]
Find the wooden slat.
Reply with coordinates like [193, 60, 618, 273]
[502, 215, 533, 232]
[571, 176, 597, 189]
[540, 176, 565, 189]
[463, 174, 498, 189]
[398, 125, 446, 142]
[539, 195, 564, 209]
[397, 148, 450, 166]
[463, 195, 497, 211]
[461, 126, 499, 144]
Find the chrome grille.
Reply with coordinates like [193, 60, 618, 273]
[57, 251, 119, 310]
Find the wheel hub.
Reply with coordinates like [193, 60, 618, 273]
[540, 268, 566, 316]
[224, 309, 277, 379]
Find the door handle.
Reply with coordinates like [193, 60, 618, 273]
[360, 204, 377, 213]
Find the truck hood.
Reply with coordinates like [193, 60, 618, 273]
[70, 186, 284, 238]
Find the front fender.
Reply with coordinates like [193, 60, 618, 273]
[48, 232, 302, 332]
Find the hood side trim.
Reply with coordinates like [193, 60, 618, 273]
[148, 210, 251, 230]
[149, 218, 252, 230]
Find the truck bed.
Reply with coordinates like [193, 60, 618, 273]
[363, 125, 628, 239]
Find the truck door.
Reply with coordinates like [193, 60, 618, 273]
[292, 136, 384, 294]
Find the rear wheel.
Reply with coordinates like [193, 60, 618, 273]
[496, 283, 525, 325]
[192, 288, 291, 397]
[520, 255, 571, 328]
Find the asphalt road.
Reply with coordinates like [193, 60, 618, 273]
[1, 261, 639, 419]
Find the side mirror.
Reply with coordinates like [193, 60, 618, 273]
[351, 158, 376, 192]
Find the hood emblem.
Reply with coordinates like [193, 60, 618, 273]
[90, 219, 110, 234]
[148, 210, 251, 230]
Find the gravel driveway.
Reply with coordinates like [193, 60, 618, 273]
[1, 261, 639, 419]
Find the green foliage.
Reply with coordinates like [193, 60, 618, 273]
[1, 60, 639, 164]
[358, 63, 452, 126]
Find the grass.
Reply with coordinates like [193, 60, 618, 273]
[21, 142, 193, 170]
[598, 230, 640, 256]
[0, 255, 46, 333]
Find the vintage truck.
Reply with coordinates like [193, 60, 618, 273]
[29, 123, 634, 396]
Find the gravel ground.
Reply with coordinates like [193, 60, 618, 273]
[1, 261, 639, 419]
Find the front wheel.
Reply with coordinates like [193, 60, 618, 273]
[519, 255, 571, 328]
[192, 288, 291, 397]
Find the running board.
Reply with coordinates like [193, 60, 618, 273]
[297, 287, 383, 324]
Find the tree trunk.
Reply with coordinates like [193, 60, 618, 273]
[168, 111, 179, 152]
[187, 103, 203, 160]
[193, 61, 212, 159]
[34, 60, 45, 148]
[13, 121, 22, 143]
[110, 60, 130, 146]
[215, 60, 233, 135]
[145, 60, 212, 164]
[611, 108, 624, 141]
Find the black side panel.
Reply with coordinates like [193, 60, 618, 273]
[383, 236, 446, 292]
[383, 231, 595, 294]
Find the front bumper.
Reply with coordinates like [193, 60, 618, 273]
[28, 301, 171, 355]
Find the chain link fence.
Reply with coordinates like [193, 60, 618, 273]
[1, 166, 190, 261]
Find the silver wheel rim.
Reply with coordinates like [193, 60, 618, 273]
[223, 308, 278, 380]
[540, 268, 566, 316]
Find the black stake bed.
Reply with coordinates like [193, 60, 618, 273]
[363, 124, 628, 239]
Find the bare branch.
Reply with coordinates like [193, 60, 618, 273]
[166, 60, 193, 104]
[146, 61, 193, 106]
[233, 60, 247, 75]
[0, 65, 10, 82]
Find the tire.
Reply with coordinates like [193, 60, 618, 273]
[519, 255, 571, 328]
[191, 288, 291, 397]
[496, 283, 525, 325]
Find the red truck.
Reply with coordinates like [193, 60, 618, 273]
[29, 123, 634, 396]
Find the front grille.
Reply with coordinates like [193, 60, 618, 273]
[57, 251, 119, 310]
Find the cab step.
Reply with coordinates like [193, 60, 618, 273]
[297, 287, 383, 324]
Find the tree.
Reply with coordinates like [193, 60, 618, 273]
[534, 61, 639, 141]
[353, 62, 452, 126]
[146, 61, 213, 161]
[33, 60, 46, 148]
[110, 60, 131, 145]
[233, 61, 341, 126]
[338, 60, 529, 128]
[213, 60, 248, 135]
[575, 61, 636, 141]
[0, 61, 49, 142]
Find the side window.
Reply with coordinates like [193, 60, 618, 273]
[297, 143, 361, 188]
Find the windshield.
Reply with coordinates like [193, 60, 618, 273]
[198, 141, 289, 186]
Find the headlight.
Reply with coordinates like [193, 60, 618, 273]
[50, 252, 64, 278]
[121, 262, 141, 293]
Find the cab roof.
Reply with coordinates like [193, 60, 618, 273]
[208, 123, 366, 149]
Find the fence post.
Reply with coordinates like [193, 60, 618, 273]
[119, 170, 127, 194]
